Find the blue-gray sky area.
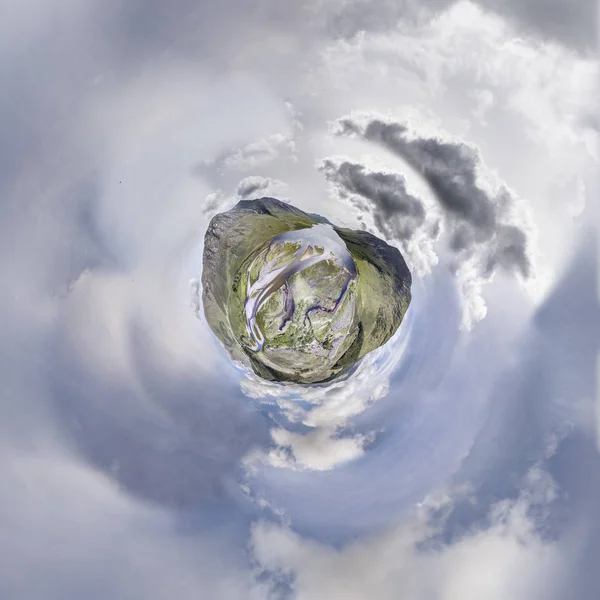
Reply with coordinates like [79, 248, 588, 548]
[0, 1, 598, 599]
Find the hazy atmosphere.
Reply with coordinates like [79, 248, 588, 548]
[1, 0, 598, 598]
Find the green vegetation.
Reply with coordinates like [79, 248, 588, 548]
[201, 197, 411, 384]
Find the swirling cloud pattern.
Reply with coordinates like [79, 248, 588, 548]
[1, 1, 598, 599]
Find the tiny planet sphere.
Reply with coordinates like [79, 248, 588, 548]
[201, 197, 411, 384]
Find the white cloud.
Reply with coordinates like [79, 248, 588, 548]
[313, 0, 596, 277]
[251, 466, 564, 600]
[470, 88, 495, 125]
[202, 103, 301, 176]
[1, 0, 597, 597]
[0, 446, 267, 600]
[262, 427, 372, 471]
[240, 318, 413, 471]
[221, 133, 297, 171]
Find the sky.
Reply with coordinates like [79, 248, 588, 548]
[0, 1, 598, 599]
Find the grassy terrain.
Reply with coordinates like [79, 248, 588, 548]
[202, 197, 411, 384]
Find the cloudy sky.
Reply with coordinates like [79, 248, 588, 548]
[1, 0, 598, 598]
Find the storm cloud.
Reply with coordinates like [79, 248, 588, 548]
[319, 160, 428, 241]
[334, 115, 533, 279]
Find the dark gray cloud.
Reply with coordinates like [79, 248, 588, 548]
[334, 115, 532, 279]
[236, 176, 277, 200]
[320, 160, 427, 240]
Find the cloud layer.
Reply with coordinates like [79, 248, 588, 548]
[319, 112, 535, 327]
[334, 114, 532, 278]
[1, 0, 597, 598]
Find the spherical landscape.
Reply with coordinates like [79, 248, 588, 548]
[202, 197, 412, 384]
